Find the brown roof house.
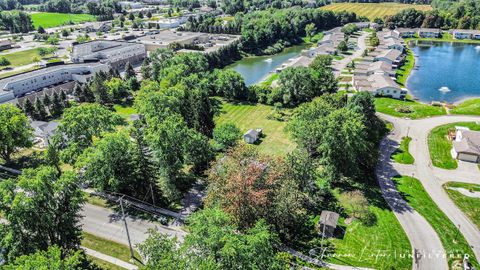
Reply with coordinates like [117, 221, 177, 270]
[452, 127, 480, 163]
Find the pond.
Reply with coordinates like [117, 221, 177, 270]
[228, 44, 310, 86]
[406, 41, 480, 103]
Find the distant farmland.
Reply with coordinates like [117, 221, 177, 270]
[30, 12, 96, 28]
[320, 3, 432, 21]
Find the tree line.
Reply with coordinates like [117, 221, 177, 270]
[384, 1, 480, 30]
[181, 7, 364, 55]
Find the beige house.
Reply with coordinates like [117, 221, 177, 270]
[451, 127, 480, 163]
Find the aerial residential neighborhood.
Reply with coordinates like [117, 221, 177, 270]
[0, 0, 480, 270]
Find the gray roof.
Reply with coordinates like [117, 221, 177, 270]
[244, 129, 260, 138]
[31, 121, 59, 138]
[375, 49, 402, 62]
[319, 210, 339, 228]
[454, 130, 480, 155]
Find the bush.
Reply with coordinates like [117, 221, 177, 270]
[213, 123, 241, 151]
[339, 190, 374, 225]
[0, 57, 11, 66]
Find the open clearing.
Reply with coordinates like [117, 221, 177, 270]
[320, 3, 432, 21]
[428, 122, 480, 169]
[0, 48, 50, 67]
[215, 102, 294, 156]
[375, 97, 446, 119]
[451, 98, 480, 115]
[31, 12, 96, 28]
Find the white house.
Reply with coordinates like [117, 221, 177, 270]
[393, 28, 416, 38]
[452, 29, 480, 40]
[451, 127, 480, 163]
[374, 49, 403, 65]
[353, 74, 407, 99]
[418, 28, 441, 38]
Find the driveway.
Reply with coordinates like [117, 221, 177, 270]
[332, 31, 367, 77]
[379, 113, 480, 262]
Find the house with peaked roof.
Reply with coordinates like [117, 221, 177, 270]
[451, 127, 480, 163]
[31, 121, 59, 148]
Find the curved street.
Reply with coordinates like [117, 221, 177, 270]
[377, 113, 480, 269]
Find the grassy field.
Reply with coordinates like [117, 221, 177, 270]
[375, 97, 446, 119]
[394, 176, 479, 268]
[215, 102, 294, 156]
[451, 98, 480, 115]
[82, 232, 142, 266]
[443, 182, 480, 229]
[391, 136, 414, 164]
[320, 3, 432, 21]
[0, 48, 51, 67]
[327, 186, 411, 269]
[396, 48, 414, 87]
[259, 73, 279, 87]
[428, 122, 480, 169]
[406, 32, 480, 44]
[31, 12, 96, 28]
[113, 104, 137, 120]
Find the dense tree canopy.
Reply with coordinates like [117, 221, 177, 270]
[0, 104, 33, 164]
[138, 207, 285, 270]
[2, 246, 89, 270]
[0, 166, 84, 262]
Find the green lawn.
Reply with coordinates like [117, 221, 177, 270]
[406, 32, 480, 44]
[0, 48, 51, 67]
[443, 182, 480, 229]
[301, 32, 324, 44]
[113, 104, 137, 120]
[391, 136, 414, 164]
[451, 98, 480, 115]
[393, 176, 479, 268]
[396, 48, 414, 87]
[375, 97, 446, 119]
[31, 12, 96, 28]
[259, 73, 279, 87]
[215, 102, 294, 156]
[81, 232, 142, 266]
[320, 3, 432, 21]
[428, 122, 480, 169]
[327, 186, 411, 269]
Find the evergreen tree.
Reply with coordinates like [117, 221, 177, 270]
[125, 62, 135, 80]
[51, 92, 63, 117]
[73, 83, 84, 102]
[42, 94, 51, 109]
[127, 77, 140, 91]
[60, 91, 68, 107]
[37, 25, 45, 34]
[23, 98, 35, 118]
[34, 98, 47, 120]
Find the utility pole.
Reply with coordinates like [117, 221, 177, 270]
[119, 195, 135, 260]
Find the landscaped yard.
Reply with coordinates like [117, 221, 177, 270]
[375, 97, 446, 119]
[393, 175, 479, 268]
[391, 136, 414, 164]
[428, 122, 480, 169]
[215, 102, 294, 156]
[0, 48, 52, 67]
[326, 186, 411, 269]
[320, 3, 432, 21]
[396, 48, 414, 87]
[113, 104, 137, 120]
[450, 98, 480, 115]
[443, 182, 480, 229]
[31, 12, 96, 28]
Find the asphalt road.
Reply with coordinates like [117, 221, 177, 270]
[379, 113, 480, 264]
[81, 203, 185, 247]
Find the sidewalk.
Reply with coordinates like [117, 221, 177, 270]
[82, 246, 138, 270]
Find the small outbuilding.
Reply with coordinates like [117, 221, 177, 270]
[318, 210, 340, 238]
[243, 129, 262, 144]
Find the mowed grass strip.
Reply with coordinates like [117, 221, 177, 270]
[451, 98, 480, 115]
[87, 255, 125, 270]
[320, 3, 432, 21]
[31, 12, 96, 28]
[215, 102, 295, 156]
[428, 122, 480, 169]
[393, 176, 479, 268]
[443, 182, 480, 230]
[81, 232, 142, 266]
[375, 97, 446, 119]
[391, 136, 414, 164]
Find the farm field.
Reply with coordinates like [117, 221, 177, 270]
[31, 12, 96, 28]
[320, 3, 432, 21]
[215, 102, 295, 156]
